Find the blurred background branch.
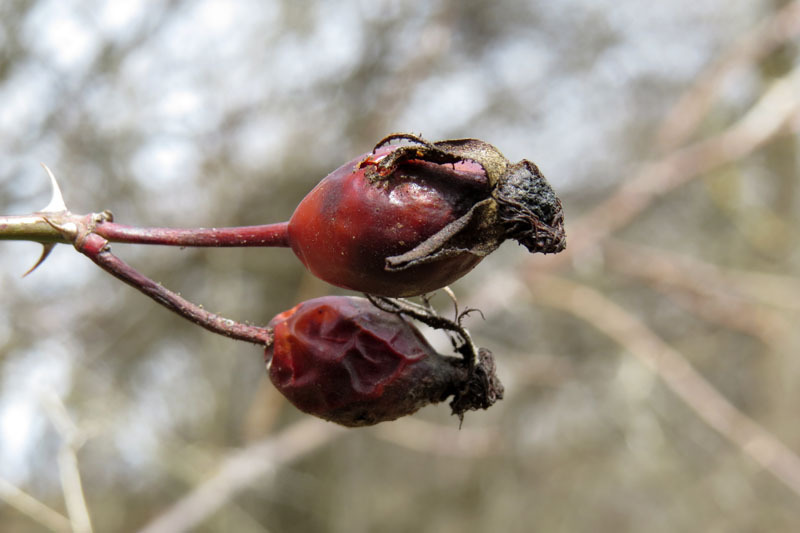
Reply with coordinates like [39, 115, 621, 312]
[528, 274, 800, 499]
[0, 477, 71, 533]
[656, 0, 800, 150]
[561, 66, 800, 267]
[138, 418, 344, 533]
[41, 390, 94, 533]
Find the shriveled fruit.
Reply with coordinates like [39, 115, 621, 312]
[265, 295, 502, 427]
[287, 133, 566, 297]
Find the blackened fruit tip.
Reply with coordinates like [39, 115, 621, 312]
[494, 160, 566, 255]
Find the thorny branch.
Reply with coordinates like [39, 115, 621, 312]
[36, 208, 274, 347]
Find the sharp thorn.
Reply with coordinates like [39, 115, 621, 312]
[23, 243, 56, 277]
[39, 163, 68, 213]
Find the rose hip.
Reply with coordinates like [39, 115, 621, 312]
[288, 134, 566, 297]
[265, 296, 502, 427]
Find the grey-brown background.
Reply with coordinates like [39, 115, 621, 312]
[1, 1, 799, 531]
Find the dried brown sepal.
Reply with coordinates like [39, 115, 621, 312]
[450, 348, 504, 424]
[366, 293, 503, 424]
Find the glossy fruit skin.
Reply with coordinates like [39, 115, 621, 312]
[287, 146, 490, 297]
[265, 296, 460, 427]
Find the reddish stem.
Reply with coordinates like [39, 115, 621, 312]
[93, 221, 291, 248]
[76, 231, 273, 346]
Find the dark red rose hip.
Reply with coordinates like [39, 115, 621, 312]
[288, 134, 566, 297]
[265, 296, 502, 427]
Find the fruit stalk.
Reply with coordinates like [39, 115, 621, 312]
[92, 221, 291, 247]
[65, 226, 273, 346]
[0, 213, 291, 248]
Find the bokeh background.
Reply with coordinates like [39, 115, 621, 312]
[2, 0, 800, 531]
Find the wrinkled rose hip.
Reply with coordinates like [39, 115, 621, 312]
[288, 134, 566, 297]
[265, 296, 502, 427]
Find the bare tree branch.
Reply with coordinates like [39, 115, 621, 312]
[656, 0, 800, 150]
[603, 240, 793, 347]
[604, 240, 800, 312]
[41, 391, 94, 533]
[370, 417, 502, 458]
[137, 419, 344, 533]
[528, 274, 800, 499]
[0, 477, 72, 533]
[553, 68, 800, 269]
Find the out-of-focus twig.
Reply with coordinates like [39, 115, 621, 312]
[656, 0, 800, 151]
[0, 477, 72, 533]
[603, 240, 793, 347]
[355, 2, 456, 140]
[605, 239, 800, 312]
[41, 391, 94, 533]
[716, 263, 800, 313]
[57, 448, 93, 533]
[371, 417, 502, 458]
[528, 274, 800, 499]
[555, 68, 800, 269]
[137, 418, 345, 533]
[154, 438, 275, 533]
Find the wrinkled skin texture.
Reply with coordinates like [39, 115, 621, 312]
[266, 296, 462, 427]
[288, 146, 490, 297]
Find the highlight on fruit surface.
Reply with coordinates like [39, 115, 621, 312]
[265, 295, 503, 427]
[287, 133, 566, 297]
